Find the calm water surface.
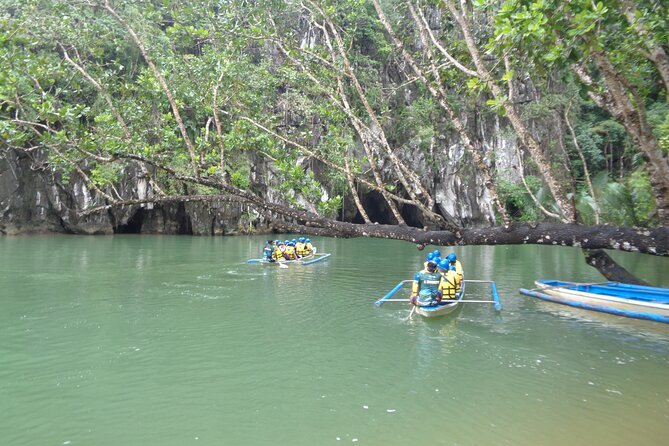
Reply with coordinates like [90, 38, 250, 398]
[1, 235, 668, 446]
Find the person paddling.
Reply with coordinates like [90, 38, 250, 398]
[410, 260, 442, 307]
[263, 240, 276, 262]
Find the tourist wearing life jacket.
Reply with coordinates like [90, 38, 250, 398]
[285, 242, 298, 260]
[410, 260, 442, 306]
[279, 240, 291, 260]
[437, 259, 458, 300]
[446, 252, 463, 291]
[273, 241, 287, 261]
[304, 238, 314, 255]
[431, 249, 442, 266]
[295, 237, 307, 257]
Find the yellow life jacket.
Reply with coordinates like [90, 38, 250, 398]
[439, 270, 458, 300]
[295, 242, 307, 256]
[305, 242, 313, 254]
[285, 246, 297, 260]
[451, 260, 463, 289]
[275, 245, 287, 260]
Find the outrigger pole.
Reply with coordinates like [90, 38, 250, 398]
[463, 280, 502, 311]
[374, 280, 413, 306]
[375, 279, 502, 311]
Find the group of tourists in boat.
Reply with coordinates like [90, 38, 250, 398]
[410, 251, 463, 307]
[262, 237, 314, 262]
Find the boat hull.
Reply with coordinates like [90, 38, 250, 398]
[414, 300, 461, 318]
[414, 283, 466, 318]
[520, 280, 669, 324]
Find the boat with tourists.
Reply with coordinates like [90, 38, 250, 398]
[413, 280, 466, 318]
[375, 278, 502, 319]
[374, 252, 501, 319]
[519, 280, 669, 324]
[246, 250, 332, 266]
[247, 237, 331, 266]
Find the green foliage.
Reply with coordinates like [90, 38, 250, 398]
[90, 163, 121, 188]
[568, 123, 606, 174]
[657, 114, 669, 156]
[574, 171, 656, 226]
[648, 103, 669, 155]
[1, 0, 665, 229]
[318, 194, 343, 219]
[497, 176, 543, 221]
[230, 169, 250, 190]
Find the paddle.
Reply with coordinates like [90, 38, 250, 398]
[407, 305, 416, 320]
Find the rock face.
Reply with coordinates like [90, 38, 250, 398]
[0, 116, 523, 235]
[0, 148, 245, 236]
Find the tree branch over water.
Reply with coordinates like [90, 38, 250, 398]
[271, 219, 669, 257]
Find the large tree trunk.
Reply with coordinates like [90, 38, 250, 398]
[583, 249, 650, 285]
[270, 217, 669, 257]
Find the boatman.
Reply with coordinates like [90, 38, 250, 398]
[263, 240, 276, 262]
[410, 260, 442, 307]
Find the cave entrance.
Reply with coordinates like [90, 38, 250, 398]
[114, 208, 144, 234]
[400, 204, 423, 228]
[176, 202, 193, 235]
[360, 190, 397, 225]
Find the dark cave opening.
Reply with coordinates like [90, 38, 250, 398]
[175, 202, 193, 235]
[114, 208, 144, 234]
[399, 203, 424, 228]
[359, 190, 396, 225]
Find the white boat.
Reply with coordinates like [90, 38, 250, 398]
[414, 282, 466, 318]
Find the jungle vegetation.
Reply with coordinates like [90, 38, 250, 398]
[1, 0, 668, 267]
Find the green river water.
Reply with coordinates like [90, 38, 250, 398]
[1, 235, 668, 446]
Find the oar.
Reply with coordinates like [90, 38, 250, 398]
[407, 305, 416, 320]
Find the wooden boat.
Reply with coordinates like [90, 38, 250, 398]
[519, 280, 669, 324]
[246, 249, 331, 266]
